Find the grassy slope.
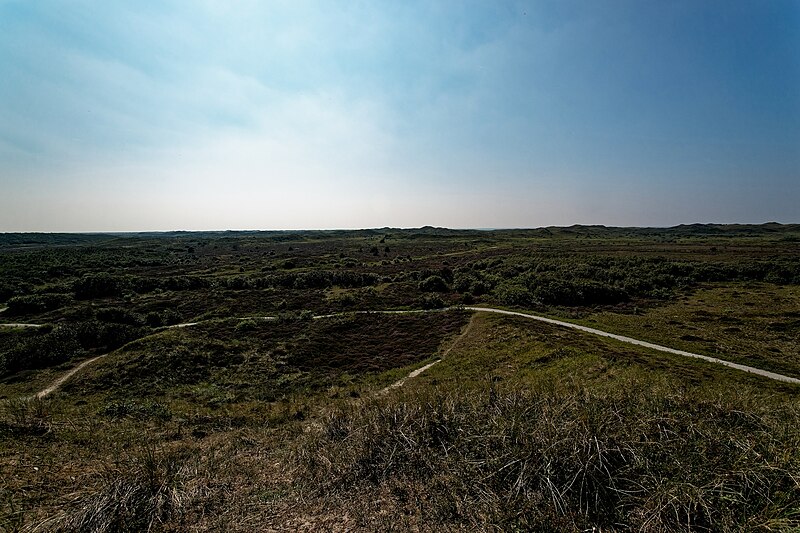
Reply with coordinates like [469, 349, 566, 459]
[2, 313, 798, 531]
[1, 312, 470, 530]
[62, 311, 469, 403]
[581, 283, 800, 379]
[283, 314, 800, 531]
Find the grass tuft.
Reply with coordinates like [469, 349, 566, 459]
[38, 445, 195, 533]
[1, 397, 52, 437]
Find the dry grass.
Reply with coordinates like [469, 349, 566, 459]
[289, 379, 800, 532]
[584, 283, 800, 378]
[35, 448, 190, 532]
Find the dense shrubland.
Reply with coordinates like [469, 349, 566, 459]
[0, 307, 183, 377]
[473, 255, 800, 307]
[1, 229, 798, 315]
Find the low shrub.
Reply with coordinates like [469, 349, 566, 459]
[6, 293, 70, 315]
[418, 275, 449, 293]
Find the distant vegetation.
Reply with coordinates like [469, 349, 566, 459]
[2, 224, 798, 379]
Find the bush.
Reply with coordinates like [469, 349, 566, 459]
[418, 295, 446, 309]
[0, 280, 34, 303]
[494, 281, 534, 307]
[530, 278, 628, 306]
[453, 274, 475, 293]
[96, 307, 145, 326]
[72, 320, 147, 351]
[145, 312, 164, 328]
[74, 273, 125, 299]
[418, 275, 449, 293]
[96, 323, 147, 350]
[153, 309, 182, 327]
[6, 293, 70, 315]
[0, 324, 84, 376]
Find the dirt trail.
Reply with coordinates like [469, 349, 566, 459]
[0, 323, 43, 328]
[21, 305, 800, 400]
[35, 355, 107, 399]
[380, 314, 477, 394]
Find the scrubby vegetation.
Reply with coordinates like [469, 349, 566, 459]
[1, 224, 799, 530]
[64, 311, 468, 402]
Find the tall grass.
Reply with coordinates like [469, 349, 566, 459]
[291, 379, 800, 531]
[35, 445, 195, 533]
[1, 397, 51, 437]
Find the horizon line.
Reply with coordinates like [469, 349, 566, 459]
[1, 221, 797, 235]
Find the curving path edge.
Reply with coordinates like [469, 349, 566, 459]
[464, 307, 800, 385]
[9, 305, 800, 399]
[35, 355, 107, 399]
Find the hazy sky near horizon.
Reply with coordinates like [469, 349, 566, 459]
[1, 1, 798, 231]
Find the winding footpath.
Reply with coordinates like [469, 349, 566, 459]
[463, 307, 800, 385]
[34, 355, 107, 399]
[3, 305, 798, 399]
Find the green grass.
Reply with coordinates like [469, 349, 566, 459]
[582, 283, 800, 379]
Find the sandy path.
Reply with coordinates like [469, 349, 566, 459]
[465, 307, 800, 385]
[23, 305, 800, 399]
[35, 355, 107, 399]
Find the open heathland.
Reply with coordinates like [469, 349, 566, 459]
[1, 224, 799, 531]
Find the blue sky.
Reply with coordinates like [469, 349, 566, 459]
[1, 0, 798, 231]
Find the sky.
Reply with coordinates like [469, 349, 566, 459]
[1, 0, 798, 231]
